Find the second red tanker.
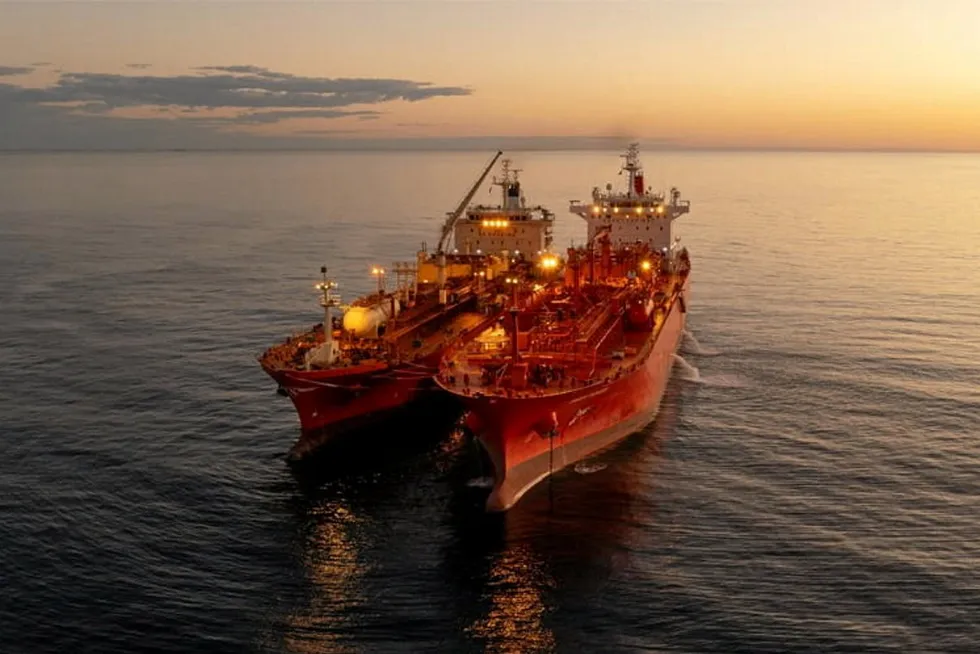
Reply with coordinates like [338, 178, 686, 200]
[436, 145, 692, 511]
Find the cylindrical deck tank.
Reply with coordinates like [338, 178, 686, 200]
[626, 298, 655, 329]
[342, 298, 400, 338]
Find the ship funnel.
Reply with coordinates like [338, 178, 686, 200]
[505, 181, 521, 210]
[634, 174, 644, 196]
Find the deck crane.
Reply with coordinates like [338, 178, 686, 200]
[436, 150, 503, 254]
[433, 150, 503, 303]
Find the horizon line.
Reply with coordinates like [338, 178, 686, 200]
[2, 145, 978, 155]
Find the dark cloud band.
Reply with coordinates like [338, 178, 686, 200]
[0, 66, 33, 77]
[185, 108, 382, 125]
[3, 65, 471, 111]
[0, 63, 473, 149]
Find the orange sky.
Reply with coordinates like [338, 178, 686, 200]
[1, 1, 979, 150]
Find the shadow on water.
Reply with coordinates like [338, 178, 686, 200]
[269, 396, 467, 653]
[439, 384, 684, 653]
[285, 393, 464, 497]
[270, 383, 685, 653]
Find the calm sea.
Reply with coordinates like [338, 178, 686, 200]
[1, 150, 978, 653]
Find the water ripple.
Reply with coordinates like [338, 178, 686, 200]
[2, 151, 979, 652]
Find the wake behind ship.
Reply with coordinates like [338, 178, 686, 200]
[436, 145, 692, 511]
[259, 153, 562, 455]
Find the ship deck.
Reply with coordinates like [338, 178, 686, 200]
[439, 261, 689, 400]
[258, 326, 325, 371]
[259, 289, 495, 372]
[383, 288, 475, 344]
[391, 309, 490, 361]
[440, 312, 664, 400]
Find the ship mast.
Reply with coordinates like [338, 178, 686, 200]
[492, 159, 523, 210]
[620, 143, 642, 198]
[316, 265, 341, 352]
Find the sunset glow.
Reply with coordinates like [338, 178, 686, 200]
[1, 1, 978, 151]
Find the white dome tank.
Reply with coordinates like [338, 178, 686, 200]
[342, 298, 400, 338]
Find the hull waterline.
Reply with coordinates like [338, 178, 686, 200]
[258, 152, 559, 461]
[270, 364, 435, 433]
[460, 285, 686, 512]
[261, 309, 501, 452]
[262, 360, 444, 453]
[438, 143, 696, 512]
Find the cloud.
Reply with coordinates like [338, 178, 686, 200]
[295, 129, 364, 136]
[195, 65, 275, 75]
[187, 108, 382, 125]
[4, 65, 471, 111]
[396, 122, 447, 128]
[76, 102, 114, 114]
[0, 66, 33, 77]
[31, 62, 53, 67]
[0, 64, 473, 149]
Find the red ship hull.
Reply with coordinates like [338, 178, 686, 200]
[264, 361, 437, 433]
[260, 310, 500, 454]
[460, 283, 688, 511]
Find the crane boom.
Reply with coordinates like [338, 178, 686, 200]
[436, 150, 503, 254]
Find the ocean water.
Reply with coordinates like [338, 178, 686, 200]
[1, 150, 978, 653]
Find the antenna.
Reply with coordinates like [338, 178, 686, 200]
[619, 143, 642, 197]
[314, 266, 342, 362]
[492, 158, 523, 208]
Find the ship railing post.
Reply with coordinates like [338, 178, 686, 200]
[548, 425, 555, 514]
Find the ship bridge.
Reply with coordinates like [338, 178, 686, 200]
[569, 144, 690, 251]
[453, 159, 555, 259]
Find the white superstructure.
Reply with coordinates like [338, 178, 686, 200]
[450, 159, 555, 261]
[570, 144, 689, 251]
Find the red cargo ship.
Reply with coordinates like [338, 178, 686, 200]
[259, 153, 560, 455]
[436, 144, 691, 510]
